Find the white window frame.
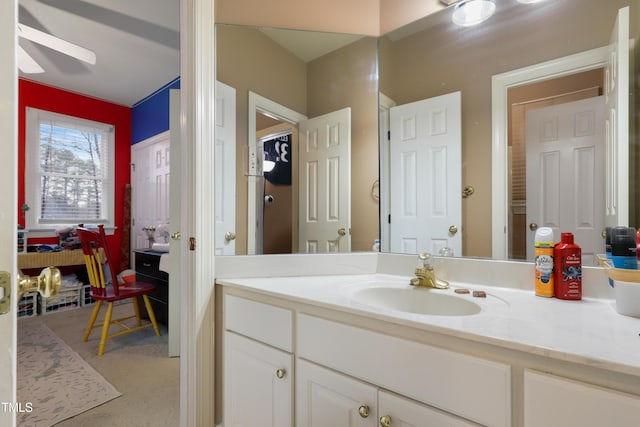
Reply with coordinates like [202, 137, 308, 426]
[25, 107, 115, 236]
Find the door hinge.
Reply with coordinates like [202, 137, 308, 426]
[189, 237, 196, 251]
[131, 163, 136, 172]
[388, 214, 391, 224]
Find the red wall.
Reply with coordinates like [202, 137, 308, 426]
[18, 79, 132, 267]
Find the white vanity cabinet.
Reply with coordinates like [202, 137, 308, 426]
[297, 358, 478, 427]
[524, 369, 640, 427]
[298, 314, 511, 427]
[223, 295, 294, 427]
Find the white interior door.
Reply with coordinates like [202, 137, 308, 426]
[131, 131, 171, 251]
[214, 81, 236, 255]
[168, 89, 181, 357]
[389, 92, 462, 256]
[525, 97, 605, 264]
[0, 0, 16, 420]
[298, 108, 351, 253]
[605, 6, 629, 227]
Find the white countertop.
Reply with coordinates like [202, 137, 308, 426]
[217, 272, 640, 377]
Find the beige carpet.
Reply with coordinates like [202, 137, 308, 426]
[18, 303, 180, 427]
[17, 321, 121, 426]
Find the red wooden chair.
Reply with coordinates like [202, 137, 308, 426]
[77, 224, 160, 356]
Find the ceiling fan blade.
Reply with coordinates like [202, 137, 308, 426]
[18, 23, 97, 65]
[18, 45, 45, 74]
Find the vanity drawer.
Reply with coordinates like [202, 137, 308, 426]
[225, 295, 293, 352]
[298, 314, 511, 427]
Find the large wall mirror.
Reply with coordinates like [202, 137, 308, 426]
[215, 0, 638, 261]
[215, 24, 379, 255]
[379, 0, 638, 262]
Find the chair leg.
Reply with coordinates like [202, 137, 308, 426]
[132, 296, 142, 326]
[83, 300, 102, 342]
[142, 295, 161, 336]
[98, 302, 114, 356]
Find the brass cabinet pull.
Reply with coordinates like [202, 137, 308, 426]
[380, 415, 392, 427]
[275, 368, 286, 379]
[224, 231, 236, 242]
[529, 223, 538, 231]
[170, 231, 181, 240]
[358, 405, 369, 418]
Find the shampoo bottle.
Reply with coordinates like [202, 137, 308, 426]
[554, 233, 581, 300]
[534, 227, 555, 297]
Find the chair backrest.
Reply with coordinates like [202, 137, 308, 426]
[77, 224, 120, 297]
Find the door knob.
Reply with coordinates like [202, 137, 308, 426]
[170, 232, 181, 240]
[449, 225, 458, 235]
[224, 231, 236, 242]
[275, 368, 286, 379]
[380, 415, 392, 427]
[338, 227, 347, 237]
[529, 223, 538, 231]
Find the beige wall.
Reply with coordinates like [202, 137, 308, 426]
[216, 0, 380, 35]
[307, 37, 379, 251]
[380, 0, 639, 258]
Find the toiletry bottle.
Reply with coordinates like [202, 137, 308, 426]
[534, 227, 555, 297]
[610, 226, 638, 269]
[605, 226, 613, 259]
[554, 233, 581, 300]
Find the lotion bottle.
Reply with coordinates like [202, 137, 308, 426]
[534, 227, 555, 297]
[554, 233, 582, 300]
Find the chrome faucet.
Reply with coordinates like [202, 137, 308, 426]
[410, 253, 449, 289]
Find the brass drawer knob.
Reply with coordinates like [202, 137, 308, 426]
[275, 368, 286, 379]
[358, 405, 369, 418]
[380, 415, 392, 427]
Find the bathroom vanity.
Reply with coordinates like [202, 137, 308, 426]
[215, 254, 640, 427]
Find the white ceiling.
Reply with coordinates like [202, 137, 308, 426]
[18, 0, 180, 107]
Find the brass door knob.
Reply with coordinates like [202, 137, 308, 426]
[380, 415, 392, 427]
[529, 223, 538, 231]
[224, 231, 236, 242]
[338, 227, 347, 237]
[358, 405, 370, 418]
[275, 368, 286, 379]
[449, 225, 458, 235]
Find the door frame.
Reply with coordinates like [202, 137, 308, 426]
[247, 92, 306, 254]
[491, 46, 608, 259]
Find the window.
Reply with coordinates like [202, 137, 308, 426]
[25, 108, 115, 232]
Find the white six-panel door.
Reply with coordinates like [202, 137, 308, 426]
[131, 132, 171, 250]
[389, 92, 462, 256]
[214, 81, 236, 255]
[298, 108, 351, 253]
[525, 96, 605, 264]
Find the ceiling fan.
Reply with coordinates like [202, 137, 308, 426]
[17, 23, 97, 74]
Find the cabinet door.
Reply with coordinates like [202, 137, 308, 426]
[378, 390, 479, 427]
[224, 332, 292, 427]
[297, 359, 377, 427]
[524, 369, 640, 427]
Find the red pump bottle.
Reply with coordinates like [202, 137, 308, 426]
[554, 233, 582, 300]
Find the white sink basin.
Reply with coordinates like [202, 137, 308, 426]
[352, 286, 482, 316]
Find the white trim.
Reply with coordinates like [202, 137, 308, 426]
[378, 92, 396, 253]
[491, 46, 608, 259]
[24, 107, 116, 231]
[247, 91, 306, 254]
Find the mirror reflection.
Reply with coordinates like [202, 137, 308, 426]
[215, 24, 379, 255]
[379, 0, 638, 260]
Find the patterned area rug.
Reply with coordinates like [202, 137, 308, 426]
[17, 321, 121, 426]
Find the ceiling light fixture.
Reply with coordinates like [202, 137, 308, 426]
[452, 0, 496, 27]
[517, 0, 546, 3]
